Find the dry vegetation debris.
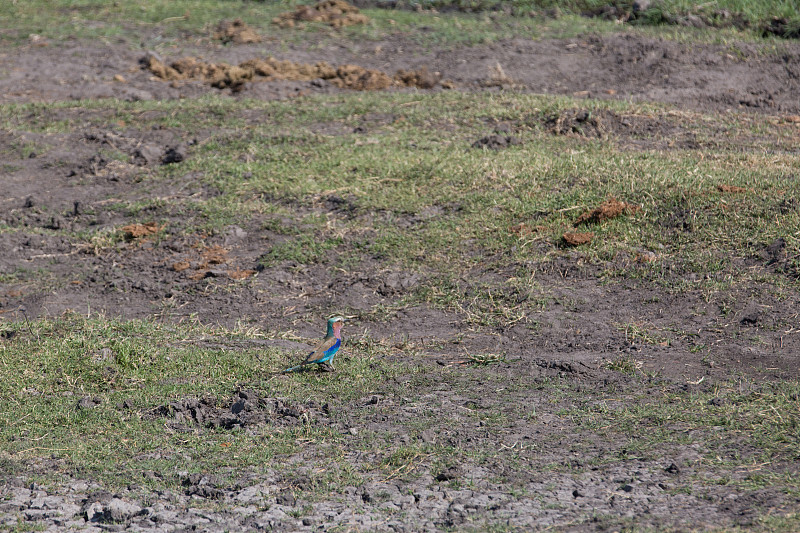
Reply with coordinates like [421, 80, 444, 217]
[272, 0, 368, 29]
[717, 184, 749, 194]
[510, 222, 545, 236]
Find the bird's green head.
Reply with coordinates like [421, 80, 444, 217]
[327, 316, 346, 337]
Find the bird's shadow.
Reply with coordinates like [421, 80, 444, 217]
[283, 362, 335, 374]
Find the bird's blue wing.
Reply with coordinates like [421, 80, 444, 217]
[303, 337, 340, 364]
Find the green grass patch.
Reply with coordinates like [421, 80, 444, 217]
[0, 313, 415, 490]
[568, 379, 800, 491]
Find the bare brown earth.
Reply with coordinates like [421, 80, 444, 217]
[1, 22, 800, 533]
[2, 31, 800, 111]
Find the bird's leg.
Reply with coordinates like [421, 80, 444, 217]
[319, 362, 335, 372]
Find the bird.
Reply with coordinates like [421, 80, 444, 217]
[282, 316, 346, 373]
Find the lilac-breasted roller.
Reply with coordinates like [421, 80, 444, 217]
[282, 316, 345, 373]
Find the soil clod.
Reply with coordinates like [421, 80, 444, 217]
[120, 222, 162, 240]
[562, 231, 594, 246]
[213, 19, 262, 44]
[740, 303, 761, 326]
[575, 197, 638, 226]
[472, 134, 522, 150]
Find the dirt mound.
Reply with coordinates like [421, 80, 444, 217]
[546, 109, 606, 137]
[479, 62, 516, 88]
[213, 19, 262, 44]
[143, 54, 439, 91]
[575, 197, 638, 226]
[273, 0, 368, 29]
[146, 390, 327, 431]
[239, 57, 335, 81]
[85, 130, 188, 167]
[142, 55, 253, 90]
[533, 108, 703, 151]
[762, 17, 800, 39]
[171, 243, 256, 281]
[330, 64, 392, 90]
[395, 66, 441, 89]
[472, 134, 522, 150]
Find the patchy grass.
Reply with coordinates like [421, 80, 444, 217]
[1, 313, 799, 528]
[0, 313, 411, 491]
[566, 379, 800, 492]
[2, 91, 798, 311]
[2, 0, 798, 50]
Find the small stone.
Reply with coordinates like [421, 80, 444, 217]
[121, 88, 153, 102]
[85, 502, 105, 522]
[70, 481, 89, 492]
[348, 427, 358, 436]
[133, 144, 163, 166]
[24, 509, 53, 520]
[104, 498, 143, 522]
[223, 225, 248, 245]
[59, 503, 82, 518]
[113, 74, 126, 83]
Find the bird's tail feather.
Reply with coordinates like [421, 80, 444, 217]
[282, 363, 307, 373]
